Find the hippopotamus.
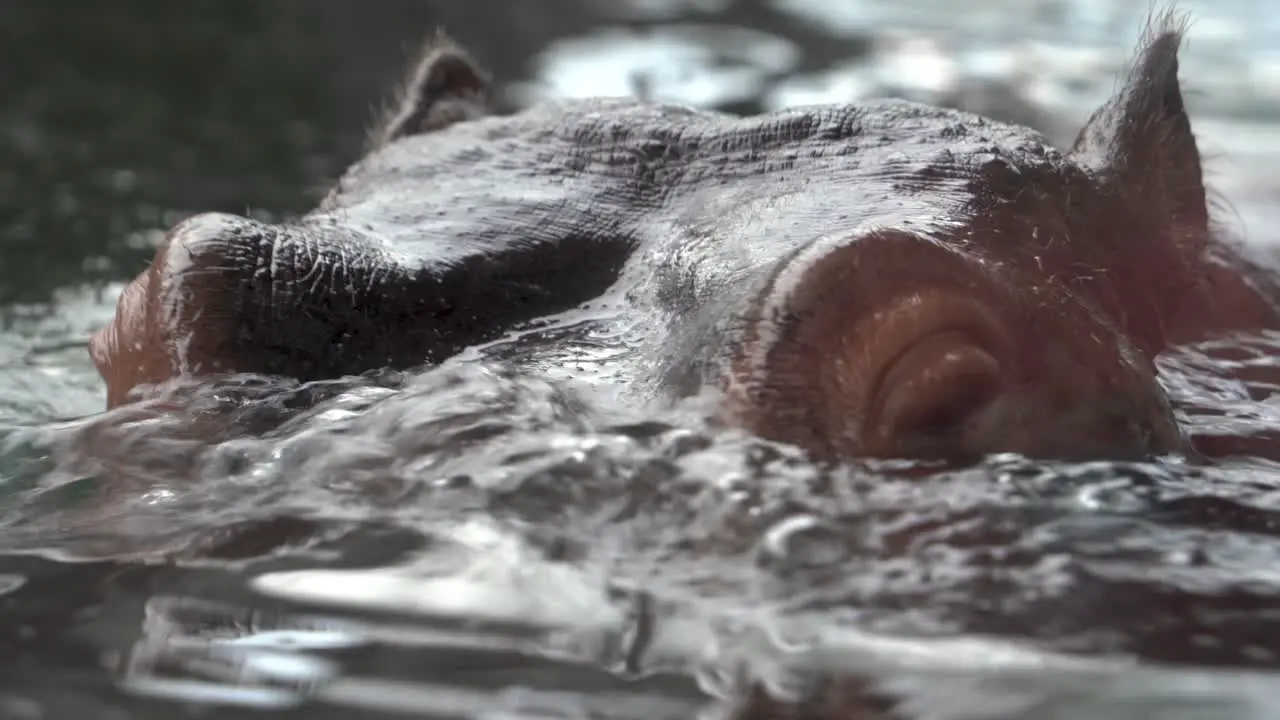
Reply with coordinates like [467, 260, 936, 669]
[88, 15, 1280, 465]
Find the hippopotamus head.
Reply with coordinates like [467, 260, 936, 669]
[88, 17, 1280, 464]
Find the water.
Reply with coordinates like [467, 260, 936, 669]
[2, 1, 1280, 718]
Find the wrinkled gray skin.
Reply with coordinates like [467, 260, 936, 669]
[200, 61, 998, 385]
[91, 18, 1280, 463]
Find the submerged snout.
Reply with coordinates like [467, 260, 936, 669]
[89, 211, 259, 408]
[90, 263, 160, 409]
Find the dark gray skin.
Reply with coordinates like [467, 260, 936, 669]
[90, 18, 1280, 465]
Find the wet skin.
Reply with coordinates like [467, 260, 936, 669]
[89, 21, 1280, 465]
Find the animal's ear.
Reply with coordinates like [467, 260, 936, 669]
[372, 31, 490, 147]
[1069, 17, 1208, 254]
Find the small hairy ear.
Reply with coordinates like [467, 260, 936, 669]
[1069, 11, 1208, 253]
[371, 30, 490, 148]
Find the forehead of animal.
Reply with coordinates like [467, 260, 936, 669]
[330, 97, 1069, 222]
[304, 98, 1091, 309]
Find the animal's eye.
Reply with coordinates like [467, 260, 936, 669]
[869, 330, 1003, 444]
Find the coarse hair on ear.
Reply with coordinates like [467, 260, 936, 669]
[368, 29, 490, 149]
[1068, 8, 1210, 255]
